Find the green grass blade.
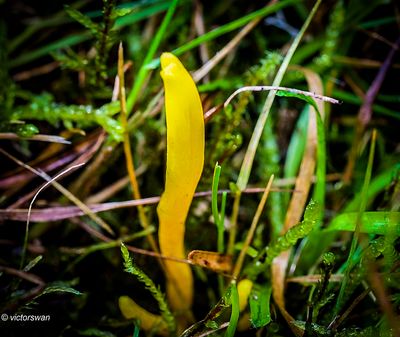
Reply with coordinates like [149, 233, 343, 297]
[236, 0, 322, 191]
[249, 284, 272, 328]
[334, 131, 377, 316]
[359, 16, 397, 29]
[332, 89, 400, 120]
[343, 166, 395, 212]
[8, 0, 91, 53]
[145, 0, 297, 70]
[313, 107, 326, 210]
[133, 324, 140, 337]
[173, 0, 296, 57]
[325, 212, 400, 235]
[225, 283, 239, 337]
[212, 162, 226, 254]
[276, 89, 326, 210]
[10, 33, 91, 68]
[9, 2, 172, 68]
[212, 162, 222, 225]
[126, 0, 179, 114]
[284, 106, 309, 179]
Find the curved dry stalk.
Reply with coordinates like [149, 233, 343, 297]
[118, 43, 159, 254]
[193, 17, 261, 82]
[0, 133, 70, 144]
[0, 175, 345, 222]
[0, 148, 114, 242]
[232, 175, 274, 279]
[343, 35, 400, 183]
[23, 162, 86, 269]
[224, 85, 340, 108]
[271, 66, 325, 337]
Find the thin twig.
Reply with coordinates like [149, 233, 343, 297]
[118, 43, 159, 254]
[0, 137, 96, 190]
[0, 133, 70, 144]
[367, 262, 400, 336]
[196, 322, 230, 337]
[193, 17, 261, 82]
[224, 85, 340, 108]
[332, 55, 400, 69]
[0, 148, 114, 236]
[0, 173, 344, 222]
[328, 288, 371, 331]
[232, 175, 274, 279]
[236, 0, 322, 193]
[6, 133, 104, 208]
[0, 266, 45, 286]
[22, 162, 85, 269]
[12, 61, 60, 81]
[194, 0, 210, 82]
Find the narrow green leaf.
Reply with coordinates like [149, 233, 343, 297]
[276, 90, 319, 111]
[9, 2, 172, 68]
[126, 0, 179, 114]
[77, 328, 116, 337]
[334, 130, 377, 316]
[173, 0, 296, 58]
[249, 284, 272, 328]
[332, 89, 400, 120]
[212, 163, 222, 226]
[313, 104, 326, 211]
[133, 324, 140, 337]
[225, 283, 239, 337]
[236, 0, 322, 191]
[145, 0, 297, 70]
[284, 106, 309, 179]
[10, 33, 91, 68]
[277, 89, 326, 211]
[234, 243, 258, 258]
[326, 212, 400, 235]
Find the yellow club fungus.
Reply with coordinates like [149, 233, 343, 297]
[157, 52, 204, 314]
[119, 296, 168, 335]
[237, 279, 253, 331]
[237, 278, 253, 312]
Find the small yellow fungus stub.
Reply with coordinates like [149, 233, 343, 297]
[119, 295, 168, 335]
[237, 279, 253, 312]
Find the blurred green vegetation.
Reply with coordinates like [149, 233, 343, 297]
[1, 0, 400, 336]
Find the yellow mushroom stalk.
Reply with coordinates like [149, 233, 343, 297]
[157, 53, 204, 313]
